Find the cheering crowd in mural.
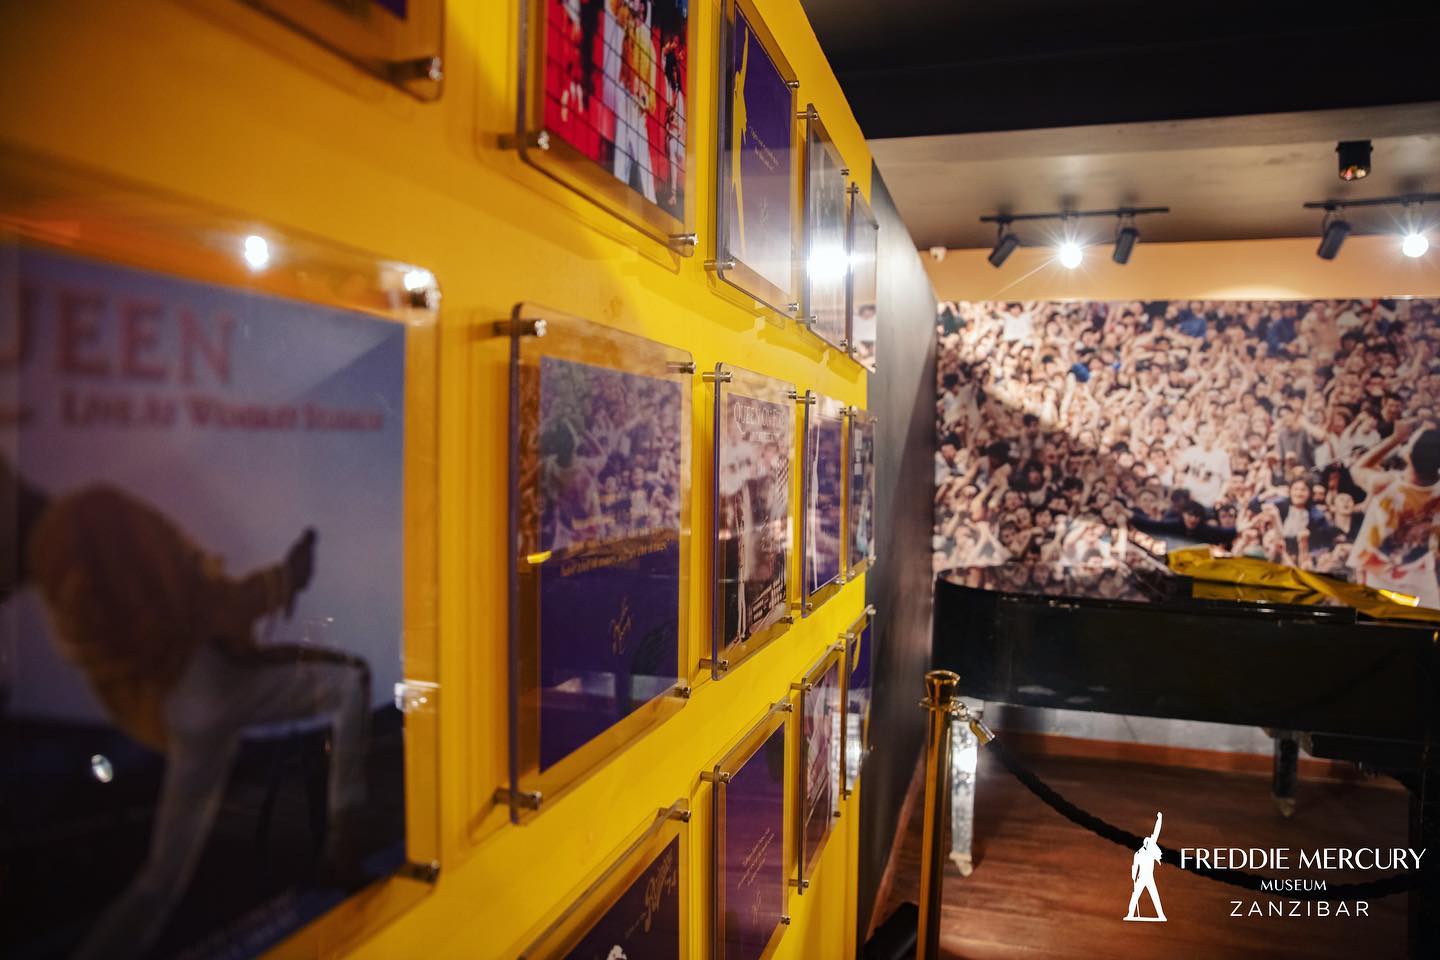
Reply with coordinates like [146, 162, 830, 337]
[538, 359, 683, 552]
[545, 0, 688, 217]
[934, 298, 1440, 607]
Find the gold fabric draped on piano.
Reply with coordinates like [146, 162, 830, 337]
[1168, 546, 1440, 624]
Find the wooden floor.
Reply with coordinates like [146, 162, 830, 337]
[877, 747, 1412, 959]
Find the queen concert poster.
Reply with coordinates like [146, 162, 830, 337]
[564, 835, 682, 958]
[848, 412, 875, 571]
[722, 4, 795, 300]
[800, 658, 839, 878]
[532, 355, 683, 771]
[846, 621, 872, 790]
[805, 403, 843, 598]
[0, 247, 409, 960]
[804, 119, 848, 349]
[720, 723, 786, 960]
[716, 388, 791, 653]
[543, 0, 689, 219]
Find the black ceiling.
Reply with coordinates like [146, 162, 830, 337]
[802, 0, 1440, 138]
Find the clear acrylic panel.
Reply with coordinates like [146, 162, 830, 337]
[513, 0, 696, 251]
[709, 363, 796, 679]
[0, 146, 441, 960]
[845, 407, 876, 579]
[846, 185, 879, 371]
[516, 800, 691, 958]
[711, 702, 790, 960]
[841, 606, 874, 796]
[800, 108, 849, 352]
[713, 0, 800, 320]
[240, 0, 445, 100]
[505, 304, 692, 821]
[792, 645, 842, 891]
[801, 391, 845, 615]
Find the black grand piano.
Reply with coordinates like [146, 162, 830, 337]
[934, 561, 1440, 954]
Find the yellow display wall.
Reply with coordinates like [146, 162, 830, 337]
[0, 1, 872, 957]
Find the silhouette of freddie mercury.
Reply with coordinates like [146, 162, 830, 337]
[1, 457, 372, 960]
[1125, 812, 1167, 921]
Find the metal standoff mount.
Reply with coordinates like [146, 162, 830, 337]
[393, 55, 444, 84]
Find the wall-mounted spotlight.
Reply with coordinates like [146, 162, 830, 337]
[1303, 193, 1439, 261]
[987, 221, 1020, 268]
[1317, 212, 1350, 260]
[1113, 215, 1140, 264]
[979, 205, 1169, 269]
[1336, 140, 1372, 182]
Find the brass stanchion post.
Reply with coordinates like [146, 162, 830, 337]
[917, 669, 960, 960]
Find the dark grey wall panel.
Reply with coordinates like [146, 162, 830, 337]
[857, 165, 937, 942]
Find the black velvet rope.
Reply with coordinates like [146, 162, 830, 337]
[983, 735, 1428, 899]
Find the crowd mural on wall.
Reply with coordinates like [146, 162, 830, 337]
[1, 0, 884, 956]
[934, 297, 1440, 607]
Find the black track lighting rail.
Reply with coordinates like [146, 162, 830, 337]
[980, 206, 1170, 224]
[1302, 192, 1440, 212]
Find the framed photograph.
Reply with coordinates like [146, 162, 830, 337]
[506, 304, 692, 821]
[0, 151, 442, 960]
[710, 363, 795, 679]
[242, 0, 445, 100]
[800, 107, 849, 351]
[713, 0, 799, 319]
[792, 646, 842, 890]
[846, 407, 876, 579]
[516, 0, 695, 250]
[847, 185, 879, 371]
[710, 703, 790, 960]
[517, 801, 689, 958]
[842, 606, 875, 796]
[801, 391, 845, 615]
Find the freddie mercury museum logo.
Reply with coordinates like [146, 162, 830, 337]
[1121, 810, 1427, 921]
[1124, 812, 1167, 922]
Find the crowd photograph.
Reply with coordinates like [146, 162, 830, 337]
[537, 357, 684, 553]
[716, 390, 792, 650]
[934, 298, 1440, 608]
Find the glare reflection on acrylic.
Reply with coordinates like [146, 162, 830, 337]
[506, 305, 692, 820]
[801, 106, 849, 351]
[712, 704, 789, 960]
[0, 244, 420, 960]
[801, 391, 845, 614]
[714, 0, 799, 318]
[794, 646, 843, 890]
[710, 363, 795, 679]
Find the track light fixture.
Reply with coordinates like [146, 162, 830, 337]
[978, 206, 1169, 268]
[1317, 211, 1350, 261]
[987, 221, 1020, 268]
[1303, 193, 1439, 261]
[1113, 214, 1140, 265]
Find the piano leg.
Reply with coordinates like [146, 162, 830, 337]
[1409, 761, 1440, 958]
[1271, 732, 1299, 819]
[948, 701, 982, 877]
